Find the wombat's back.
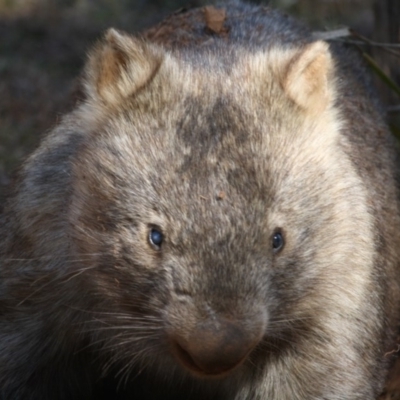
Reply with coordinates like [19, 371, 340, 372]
[0, 2, 400, 400]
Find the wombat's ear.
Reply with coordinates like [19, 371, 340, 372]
[283, 41, 333, 112]
[84, 28, 163, 105]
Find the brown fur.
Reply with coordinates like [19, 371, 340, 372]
[0, 2, 400, 399]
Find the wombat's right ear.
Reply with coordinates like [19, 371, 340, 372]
[84, 29, 163, 105]
[282, 41, 333, 113]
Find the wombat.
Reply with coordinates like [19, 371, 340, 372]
[1, 1, 399, 399]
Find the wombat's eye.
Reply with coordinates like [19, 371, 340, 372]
[272, 230, 284, 253]
[149, 228, 163, 249]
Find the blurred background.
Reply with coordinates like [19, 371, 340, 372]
[0, 0, 399, 203]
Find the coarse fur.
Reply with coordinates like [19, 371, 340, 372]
[0, 1, 400, 399]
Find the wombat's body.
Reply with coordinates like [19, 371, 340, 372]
[1, 1, 399, 399]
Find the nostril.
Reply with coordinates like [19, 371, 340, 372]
[173, 340, 205, 373]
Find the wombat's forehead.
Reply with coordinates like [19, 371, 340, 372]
[81, 95, 274, 223]
[109, 94, 270, 184]
[121, 90, 268, 156]
[177, 96, 253, 148]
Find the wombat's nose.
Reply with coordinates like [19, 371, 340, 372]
[171, 319, 262, 376]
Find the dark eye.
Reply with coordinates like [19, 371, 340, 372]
[149, 228, 163, 249]
[272, 230, 284, 253]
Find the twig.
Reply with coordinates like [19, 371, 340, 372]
[350, 29, 400, 58]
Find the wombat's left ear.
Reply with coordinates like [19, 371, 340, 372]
[84, 28, 163, 105]
[283, 41, 333, 112]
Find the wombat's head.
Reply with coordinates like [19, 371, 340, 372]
[68, 30, 373, 378]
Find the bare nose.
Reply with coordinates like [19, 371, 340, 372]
[171, 318, 262, 376]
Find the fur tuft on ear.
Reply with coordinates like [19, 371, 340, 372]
[283, 41, 333, 113]
[84, 28, 163, 105]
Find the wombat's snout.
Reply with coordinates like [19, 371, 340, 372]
[170, 316, 264, 376]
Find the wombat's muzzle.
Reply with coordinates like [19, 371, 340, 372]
[169, 316, 264, 377]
